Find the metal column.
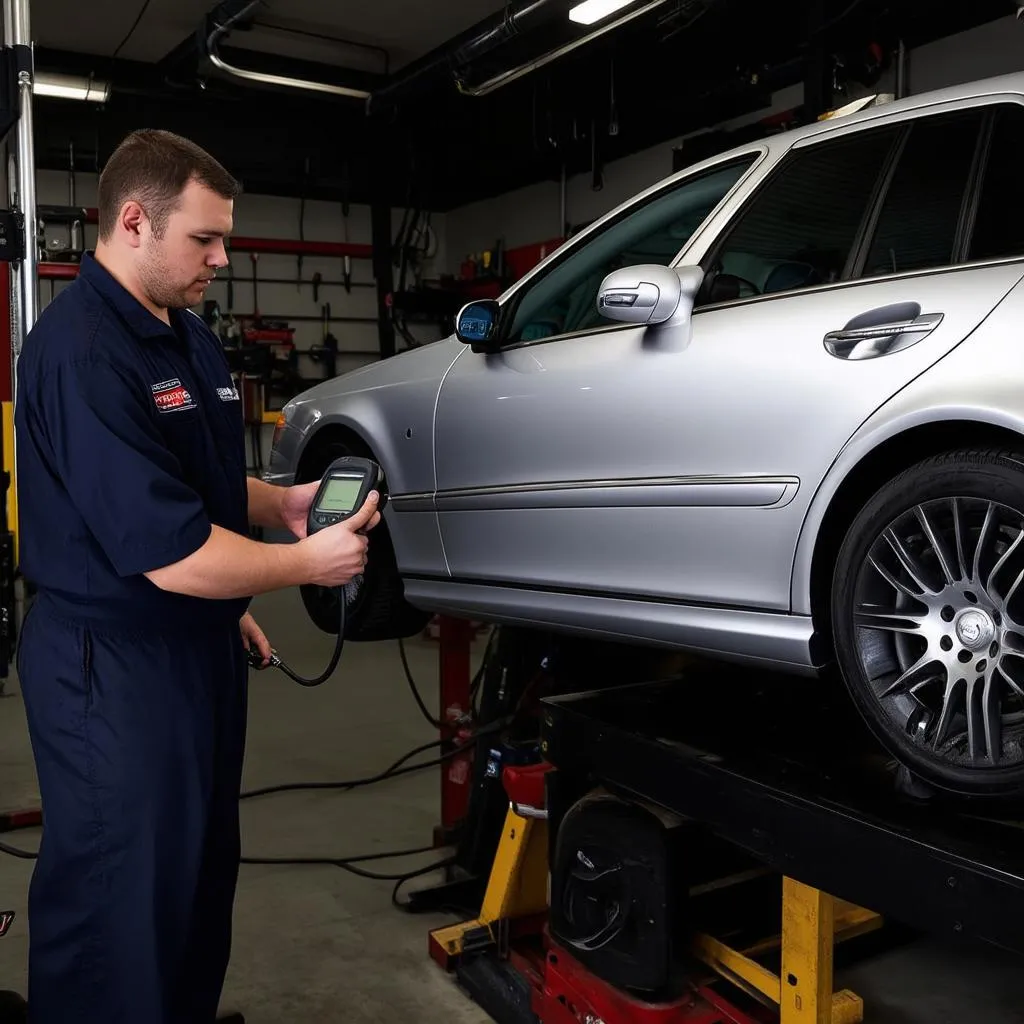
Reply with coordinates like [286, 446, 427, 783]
[4, 0, 37, 392]
[0, 0, 37, 688]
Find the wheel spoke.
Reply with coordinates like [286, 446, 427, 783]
[855, 608, 925, 635]
[981, 673, 1002, 765]
[915, 504, 956, 585]
[884, 529, 936, 596]
[1004, 567, 1024, 610]
[952, 498, 970, 582]
[997, 658, 1024, 699]
[972, 502, 996, 586]
[878, 652, 940, 700]
[867, 554, 924, 602]
[932, 676, 964, 751]
[986, 527, 1024, 597]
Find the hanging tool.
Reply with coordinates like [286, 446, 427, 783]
[341, 172, 352, 294]
[312, 271, 322, 304]
[297, 157, 309, 291]
[309, 302, 339, 380]
[250, 252, 261, 320]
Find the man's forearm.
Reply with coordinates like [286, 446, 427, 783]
[247, 476, 286, 529]
[145, 524, 310, 599]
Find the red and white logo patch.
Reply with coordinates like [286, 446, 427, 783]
[152, 378, 197, 414]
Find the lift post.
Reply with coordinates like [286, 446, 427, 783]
[0, 0, 38, 690]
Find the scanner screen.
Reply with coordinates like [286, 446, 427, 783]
[318, 477, 363, 513]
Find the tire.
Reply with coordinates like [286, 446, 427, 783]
[832, 448, 1024, 798]
[296, 434, 431, 642]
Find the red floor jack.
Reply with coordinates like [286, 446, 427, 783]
[429, 762, 875, 1024]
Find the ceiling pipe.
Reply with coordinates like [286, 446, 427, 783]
[366, 0, 561, 113]
[203, 0, 371, 100]
[455, 0, 673, 97]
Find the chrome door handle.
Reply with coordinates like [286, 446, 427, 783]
[824, 311, 944, 360]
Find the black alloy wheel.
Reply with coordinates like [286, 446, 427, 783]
[833, 450, 1024, 797]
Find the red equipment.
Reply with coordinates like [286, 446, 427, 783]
[538, 943, 766, 1024]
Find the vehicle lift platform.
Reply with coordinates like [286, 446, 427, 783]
[429, 660, 1024, 1024]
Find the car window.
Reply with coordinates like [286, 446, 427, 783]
[968, 103, 1024, 263]
[505, 157, 756, 345]
[696, 124, 900, 305]
[858, 109, 982, 278]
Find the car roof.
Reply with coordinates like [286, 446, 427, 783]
[692, 70, 1024, 173]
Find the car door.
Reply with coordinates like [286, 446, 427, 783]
[432, 99, 1024, 613]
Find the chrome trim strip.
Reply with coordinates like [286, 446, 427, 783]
[432, 475, 800, 511]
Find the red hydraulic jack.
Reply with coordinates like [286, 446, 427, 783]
[429, 761, 877, 1024]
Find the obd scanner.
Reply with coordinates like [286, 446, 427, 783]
[247, 456, 387, 686]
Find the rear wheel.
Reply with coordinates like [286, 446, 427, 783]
[832, 449, 1024, 798]
[296, 434, 430, 641]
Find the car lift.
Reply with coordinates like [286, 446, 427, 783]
[427, 648, 1024, 1024]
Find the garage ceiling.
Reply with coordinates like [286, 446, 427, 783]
[19, 0, 1016, 213]
[33, 0, 509, 71]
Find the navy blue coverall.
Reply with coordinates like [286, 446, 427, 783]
[14, 252, 252, 1023]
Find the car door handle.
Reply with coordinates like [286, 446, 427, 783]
[824, 311, 944, 360]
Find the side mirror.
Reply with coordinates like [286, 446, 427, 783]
[596, 264, 705, 327]
[455, 299, 501, 349]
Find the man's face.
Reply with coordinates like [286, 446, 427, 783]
[137, 179, 233, 310]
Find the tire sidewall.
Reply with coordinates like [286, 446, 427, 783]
[832, 450, 1024, 798]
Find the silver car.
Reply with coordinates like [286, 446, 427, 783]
[267, 71, 1024, 797]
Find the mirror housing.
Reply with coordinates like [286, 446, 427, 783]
[455, 299, 501, 350]
[596, 264, 705, 327]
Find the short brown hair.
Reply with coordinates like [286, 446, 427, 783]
[97, 129, 241, 241]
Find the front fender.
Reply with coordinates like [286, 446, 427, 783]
[269, 339, 465, 498]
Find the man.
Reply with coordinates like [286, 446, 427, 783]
[13, 129, 379, 1023]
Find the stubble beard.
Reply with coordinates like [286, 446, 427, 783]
[137, 247, 195, 311]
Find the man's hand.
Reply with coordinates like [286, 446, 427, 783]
[279, 481, 320, 539]
[240, 612, 273, 668]
[298, 492, 381, 587]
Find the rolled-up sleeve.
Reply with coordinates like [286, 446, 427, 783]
[36, 356, 212, 577]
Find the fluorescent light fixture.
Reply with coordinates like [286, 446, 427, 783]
[33, 72, 111, 103]
[569, 0, 639, 25]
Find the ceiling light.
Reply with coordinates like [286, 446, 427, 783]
[33, 72, 110, 103]
[569, 0, 639, 24]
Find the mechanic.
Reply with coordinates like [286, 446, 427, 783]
[12, 129, 380, 1024]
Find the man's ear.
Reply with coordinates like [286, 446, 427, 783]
[119, 201, 146, 248]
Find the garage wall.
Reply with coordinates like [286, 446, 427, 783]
[442, 13, 1024, 272]
[32, 168, 447, 383]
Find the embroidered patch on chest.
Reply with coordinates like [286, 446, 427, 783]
[152, 378, 197, 413]
[217, 385, 240, 402]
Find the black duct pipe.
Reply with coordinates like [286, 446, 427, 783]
[367, 0, 560, 113]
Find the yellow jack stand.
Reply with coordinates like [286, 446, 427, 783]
[429, 783, 882, 1024]
[692, 877, 882, 1023]
[429, 801, 549, 968]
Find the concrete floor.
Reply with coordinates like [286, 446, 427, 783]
[0, 586, 1023, 1021]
